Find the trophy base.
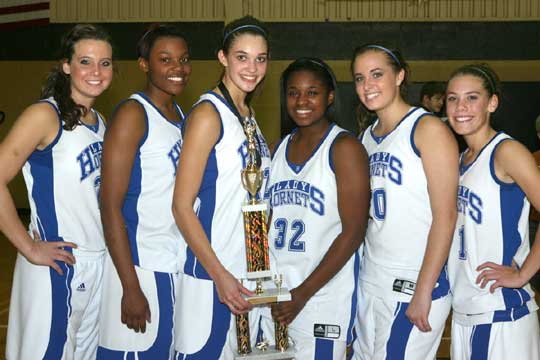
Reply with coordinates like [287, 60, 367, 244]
[244, 287, 292, 305]
[234, 347, 295, 360]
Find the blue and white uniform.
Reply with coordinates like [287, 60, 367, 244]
[174, 91, 271, 360]
[260, 124, 359, 359]
[448, 132, 539, 360]
[7, 98, 106, 360]
[352, 107, 451, 360]
[97, 92, 184, 359]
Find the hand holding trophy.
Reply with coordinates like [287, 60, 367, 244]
[236, 118, 295, 359]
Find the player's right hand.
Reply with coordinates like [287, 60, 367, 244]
[24, 238, 77, 276]
[121, 287, 151, 333]
[215, 270, 254, 315]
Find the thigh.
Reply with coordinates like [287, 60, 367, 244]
[97, 255, 176, 359]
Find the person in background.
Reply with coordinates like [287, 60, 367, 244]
[420, 81, 446, 116]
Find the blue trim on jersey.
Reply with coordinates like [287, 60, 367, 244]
[286, 123, 336, 174]
[492, 302, 531, 323]
[96, 272, 175, 359]
[328, 130, 348, 174]
[36, 100, 63, 152]
[175, 284, 231, 359]
[499, 178, 531, 310]
[369, 107, 419, 144]
[123, 151, 143, 266]
[460, 132, 502, 176]
[489, 137, 515, 186]
[80, 109, 101, 133]
[346, 251, 360, 344]
[314, 338, 334, 359]
[386, 302, 414, 358]
[136, 91, 184, 127]
[43, 263, 74, 359]
[199, 99, 225, 144]
[470, 324, 491, 360]
[432, 264, 450, 300]
[409, 113, 430, 158]
[271, 137, 287, 161]
[183, 149, 218, 279]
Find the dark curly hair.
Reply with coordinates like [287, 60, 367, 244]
[41, 24, 112, 131]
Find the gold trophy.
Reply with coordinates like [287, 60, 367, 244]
[235, 119, 295, 359]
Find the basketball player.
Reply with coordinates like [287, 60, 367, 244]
[259, 58, 369, 358]
[350, 45, 459, 359]
[172, 16, 271, 359]
[97, 25, 190, 358]
[0, 25, 113, 359]
[446, 64, 540, 359]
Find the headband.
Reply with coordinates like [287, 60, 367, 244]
[223, 24, 267, 44]
[470, 65, 496, 95]
[365, 45, 401, 67]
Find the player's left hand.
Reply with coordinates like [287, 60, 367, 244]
[271, 288, 307, 325]
[405, 293, 432, 332]
[476, 261, 524, 293]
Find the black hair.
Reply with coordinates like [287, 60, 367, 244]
[137, 23, 189, 60]
[41, 24, 112, 131]
[448, 64, 501, 98]
[280, 57, 341, 127]
[420, 81, 446, 102]
[220, 16, 269, 106]
[350, 44, 410, 133]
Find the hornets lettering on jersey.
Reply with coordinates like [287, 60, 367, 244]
[77, 141, 102, 181]
[368, 152, 402, 185]
[268, 180, 325, 216]
[167, 139, 182, 175]
[457, 185, 482, 224]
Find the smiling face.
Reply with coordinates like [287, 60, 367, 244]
[218, 33, 268, 94]
[446, 74, 498, 137]
[140, 36, 191, 97]
[423, 93, 445, 113]
[62, 39, 113, 106]
[352, 50, 404, 113]
[286, 69, 334, 128]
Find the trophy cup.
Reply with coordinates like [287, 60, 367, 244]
[235, 119, 295, 359]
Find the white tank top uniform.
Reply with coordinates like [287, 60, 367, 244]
[97, 92, 184, 358]
[175, 91, 271, 360]
[448, 132, 539, 360]
[7, 98, 106, 360]
[262, 124, 359, 358]
[351, 107, 451, 360]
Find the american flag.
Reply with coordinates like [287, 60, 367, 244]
[0, 0, 49, 29]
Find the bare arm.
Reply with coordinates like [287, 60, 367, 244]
[172, 102, 253, 315]
[406, 115, 458, 332]
[476, 140, 540, 291]
[0, 103, 76, 274]
[100, 100, 150, 333]
[272, 134, 370, 325]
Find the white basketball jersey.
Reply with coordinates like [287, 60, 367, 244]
[123, 92, 184, 273]
[22, 98, 105, 254]
[359, 107, 449, 301]
[268, 124, 359, 338]
[448, 132, 537, 325]
[181, 91, 271, 279]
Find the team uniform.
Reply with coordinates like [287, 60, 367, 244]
[7, 98, 106, 360]
[259, 124, 359, 359]
[352, 107, 451, 360]
[97, 92, 184, 359]
[448, 132, 540, 360]
[174, 91, 271, 360]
